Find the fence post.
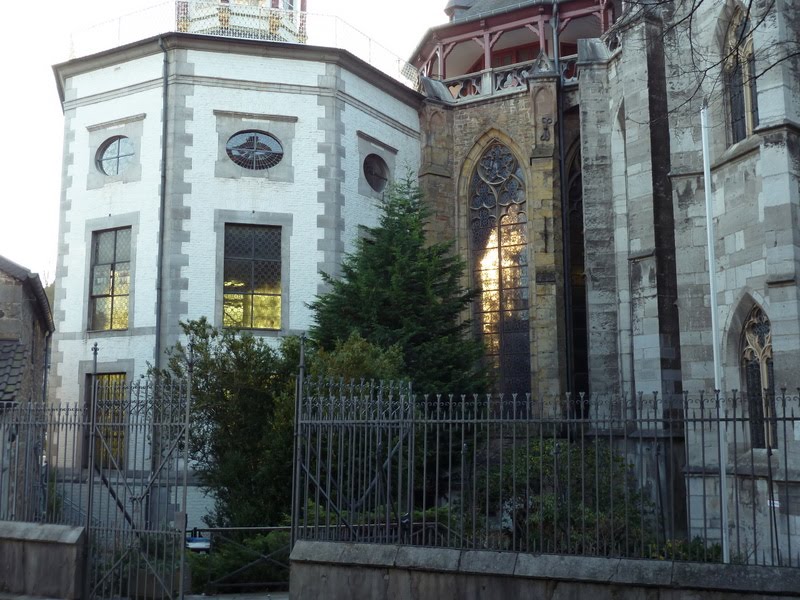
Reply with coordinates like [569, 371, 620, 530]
[83, 342, 99, 599]
[291, 335, 306, 549]
[178, 343, 194, 599]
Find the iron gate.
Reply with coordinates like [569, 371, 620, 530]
[83, 357, 192, 599]
[0, 344, 193, 599]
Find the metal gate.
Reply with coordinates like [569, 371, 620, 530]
[83, 347, 192, 599]
[0, 344, 192, 599]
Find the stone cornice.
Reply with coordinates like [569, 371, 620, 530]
[53, 32, 423, 111]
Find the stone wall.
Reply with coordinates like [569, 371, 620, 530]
[418, 77, 569, 397]
[289, 540, 800, 600]
[0, 522, 84, 599]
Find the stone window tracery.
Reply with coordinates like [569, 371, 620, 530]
[470, 143, 530, 394]
[741, 306, 776, 449]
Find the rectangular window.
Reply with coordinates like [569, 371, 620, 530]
[223, 224, 281, 330]
[83, 373, 127, 470]
[89, 228, 131, 330]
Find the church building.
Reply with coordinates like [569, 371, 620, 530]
[50, 0, 799, 544]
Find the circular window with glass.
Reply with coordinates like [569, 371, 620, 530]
[96, 136, 135, 176]
[363, 154, 389, 193]
[226, 130, 284, 170]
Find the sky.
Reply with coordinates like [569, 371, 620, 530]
[0, 0, 447, 281]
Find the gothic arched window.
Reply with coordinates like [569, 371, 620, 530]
[725, 10, 759, 144]
[469, 143, 530, 394]
[741, 306, 776, 448]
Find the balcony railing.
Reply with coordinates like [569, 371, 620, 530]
[66, 1, 417, 87]
[439, 54, 580, 103]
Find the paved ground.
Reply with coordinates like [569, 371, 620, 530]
[186, 593, 288, 600]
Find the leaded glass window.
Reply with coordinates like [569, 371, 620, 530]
[97, 136, 135, 176]
[741, 306, 776, 449]
[226, 130, 284, 170]
[364, 154, 389, 192]
[89, 228, 130, 331]
[94, 373, 127, 470]
[470, 143, 530, 394]
[223, 224, 282, 330]
[726, 12, 759, 144]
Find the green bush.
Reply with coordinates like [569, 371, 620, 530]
[189, 529, 290, 593]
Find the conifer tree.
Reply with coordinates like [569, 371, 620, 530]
[310, 175, 488, 394]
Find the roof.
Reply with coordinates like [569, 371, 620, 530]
[0, 255, 55, 334]
[0, 340, 28, 402]
[451, 0, 540, 21]
[53, 32, 424, 111]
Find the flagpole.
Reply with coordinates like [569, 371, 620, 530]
[701, 99, 729, 563]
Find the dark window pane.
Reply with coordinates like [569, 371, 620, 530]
[747, 52, 759, 128]
[253, 260, 281, 293]
[225, 226, 253, 258]
[729, 61, 747, 143]
[224, 259, 253, 293]
[253, 227, 281, 259]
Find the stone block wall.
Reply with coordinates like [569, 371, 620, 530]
[419, 82, 568, 397]
[0, 522, 84, 599]
[289, 540, 800, 600]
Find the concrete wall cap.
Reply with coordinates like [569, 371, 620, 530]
[0, 522, 85, 545]
[459, 549, 516, 575]
[577, 39, 611, 65]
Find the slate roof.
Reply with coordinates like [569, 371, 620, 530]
[0, 340, 28, 402]
[0, 255, 54, 334]
[451, 0, 541, 22]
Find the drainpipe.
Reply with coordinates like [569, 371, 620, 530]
[41, 331, 51, 403]
[155, 38, 169, 373]
[552, 2, 574, 395]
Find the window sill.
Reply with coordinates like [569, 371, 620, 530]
[86, 328, 129, 337]
[713, 134, 761, 170]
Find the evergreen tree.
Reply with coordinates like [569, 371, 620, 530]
[310, 175, 488, 394]
[157, 318, 297, 527]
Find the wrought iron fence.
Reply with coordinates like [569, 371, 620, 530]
[187, 526, 290, 593]
[292, 380, 800, 568]
[0, 360, 192, 599]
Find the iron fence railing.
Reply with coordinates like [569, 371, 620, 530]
[293, 380, 800, 568]
[187, 526, 290, 593]
[0, 359, 192, 599]
[66, 1, 418, 86]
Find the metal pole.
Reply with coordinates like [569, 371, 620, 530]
[701, 100, 729, 563]
[84, 343, 99, 597]
[178, 344, 194, 599]
[291, 335, 306, 548]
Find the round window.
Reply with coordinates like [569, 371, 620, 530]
[363, 154, 389, 192]
[97, 136, 135, 176]
[226, 130, 284, 170]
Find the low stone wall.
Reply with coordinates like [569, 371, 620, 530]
[290, 541, 800, 599]
[0, 522, 84, 599]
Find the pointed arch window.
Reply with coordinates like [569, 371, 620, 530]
[470, 143, 530, 394]
[741, 306, 776, 449]
[725, 11, 759, 144]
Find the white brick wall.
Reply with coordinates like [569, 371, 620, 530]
[53, 36, 421, 527]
